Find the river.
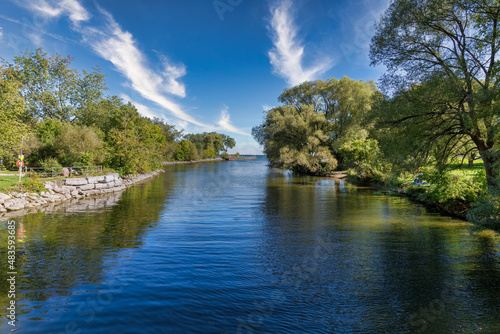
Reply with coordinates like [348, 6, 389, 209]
[1, 158, 499, 333]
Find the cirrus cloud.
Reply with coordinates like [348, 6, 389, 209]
[217, 107, 250, 136]
[17, 0, 250, 135]
[268, 0, 335, 86]
[21, 0, 90, 25]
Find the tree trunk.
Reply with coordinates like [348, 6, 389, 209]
[468, 152, 475, 168]
[479, 148, 500, 191]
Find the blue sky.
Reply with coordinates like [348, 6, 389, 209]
[0, 0, 390, 154]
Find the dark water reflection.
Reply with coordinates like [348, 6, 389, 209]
[1, 158, 500, 333]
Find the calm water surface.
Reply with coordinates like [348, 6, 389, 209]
[1, 158, 500, 333]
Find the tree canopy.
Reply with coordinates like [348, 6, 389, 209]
[370, 0, 500, 189]
[253, 77, 380, 175]
[0, 49, 236, 174]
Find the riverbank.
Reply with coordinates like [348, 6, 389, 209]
[343, 174, 473, 220]
[0, 169, 164, 216]
[382, 184, 471, 220]
[163, 158, 223, 165]
[225, 156, 257, 161]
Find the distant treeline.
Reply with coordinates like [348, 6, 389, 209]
[0, 48, 235, 175]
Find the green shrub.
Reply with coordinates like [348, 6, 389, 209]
[338, 139, 384, 179]
[187, 141, 199, 161]
[20, 174, 46, 193]
[407, 167, 487, 204]
[467, 192, 500, 229]
[38, 157, 62, 168]
[202, 146, 216, 159]
[54, 124, 105, 166]
[175, 140, 191, 161]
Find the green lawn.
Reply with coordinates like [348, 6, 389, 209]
[0, 175, 69, 193]
[0, 175, 21, 192]
[448, 159, 485, 178]
[0, 170, 21, 175]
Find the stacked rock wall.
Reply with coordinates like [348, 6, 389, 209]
[0, 170, 163, 214]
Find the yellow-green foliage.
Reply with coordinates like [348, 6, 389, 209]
[254, 104, 337, 174]
[54, 123, 105, 166]
[338, 138, 385, 179]
[0, 69, 29, 160]
[202, 146, 216, 159]
[187, 141, 199, 161]
[175, 140, 191, 162]
[20, 174, 46, 193]
[468, 191, 500, 229]
[2, 49, 235, 176]
[407, 166, 487, 204]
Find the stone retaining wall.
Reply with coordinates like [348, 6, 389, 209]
[0, 169, 164, 214]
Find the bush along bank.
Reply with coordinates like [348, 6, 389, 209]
[346, 166, 489, 221]
[0, 170, 164, 213]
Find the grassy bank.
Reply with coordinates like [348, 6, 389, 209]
[0, 168, 114, 193]
[0, 175, 19, 192]
[0, 175, 65, 193]
[347, 160, 496, 225]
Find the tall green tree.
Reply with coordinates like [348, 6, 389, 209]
[221, 134, 236, 152]
[104, 101, 171, 173]
[278, 78, 380, 159]
[175, 140, 191, 161]
[72, 67, 107, 112]
[54, 123, 105, 166]
[0, 68, 29, 161]
[252, 105, 337, 174]
[184, 132, 232, 158]
[279, 78, 379, 141]
[370, 0, 500, 189]
[3, 48, 107, 123]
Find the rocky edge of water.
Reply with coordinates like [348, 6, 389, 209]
[0, 170, 164, 213]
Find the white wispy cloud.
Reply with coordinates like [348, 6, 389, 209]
[0, 14, 76, 47]
[17, 0, 249, 134]
[0, 27, 3, 40]
[9, 0, 86, 45]
[21, 0, 90, 25]
[120, 94, 190, 131]
[77, 7, 209, 128]
[18, 1, 201, 127]
[158, 54, 187, 97]
[217, 107, 250, 136]
[268, 0, 335, 86]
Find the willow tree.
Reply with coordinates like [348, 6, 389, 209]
[370, 0, 500, 189]
[252, 105, 337, 175]
[279, 77, 379, 146]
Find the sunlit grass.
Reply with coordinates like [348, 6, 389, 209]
[0, 174, 70, 193]
[0, 175, 20, 192]
[0, 170, 20, 174]
[448, 159, 485, 179]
